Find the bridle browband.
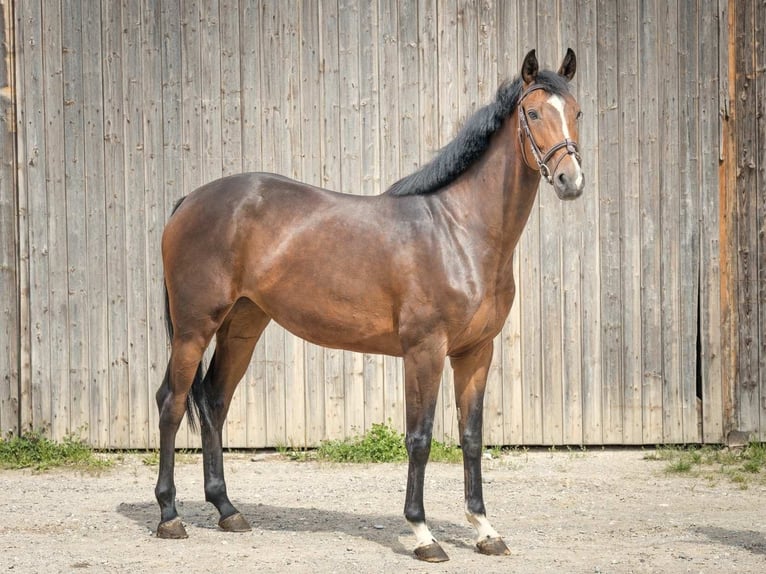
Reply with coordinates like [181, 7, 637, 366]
[517, 84, 581, 185]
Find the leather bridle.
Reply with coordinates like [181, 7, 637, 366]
[518, 85, 581, 185]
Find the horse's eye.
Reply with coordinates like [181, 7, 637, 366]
[528, 110, 539, 121]
[576, 111, 583, 120]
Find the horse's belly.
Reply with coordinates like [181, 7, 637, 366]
[252, 290, 402, 356]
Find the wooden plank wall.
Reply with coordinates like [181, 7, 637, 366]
[0, 0, 19, 437]
[9, 0, 739, 448]
[726, 0, 766, 441]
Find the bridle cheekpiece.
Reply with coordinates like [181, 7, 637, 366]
[517, 84, 581, 185]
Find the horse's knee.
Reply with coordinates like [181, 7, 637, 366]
[406, 431, 432, 465]
[461, 429, 483, 460]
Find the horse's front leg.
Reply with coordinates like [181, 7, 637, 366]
[451, 341, 511, 556]
[402, 339, 449, 562]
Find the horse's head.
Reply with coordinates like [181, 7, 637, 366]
[517, 49, 584, 200]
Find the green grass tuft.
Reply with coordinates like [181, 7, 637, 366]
[645, 442, 766, 486]
[280, 423, 466, 464]
[0, 431, 112, 472]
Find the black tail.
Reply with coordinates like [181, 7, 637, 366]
[163, 196, 212, 433]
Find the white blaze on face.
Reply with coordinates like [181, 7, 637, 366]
[548, 94, 583, 189]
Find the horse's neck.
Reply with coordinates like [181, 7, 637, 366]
[440, 117, 540, 263]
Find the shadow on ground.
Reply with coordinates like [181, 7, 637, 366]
[117, 500, 475, 557]
[695, 526, 766, 556]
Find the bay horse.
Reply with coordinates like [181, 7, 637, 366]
[155, 49, 584, 562]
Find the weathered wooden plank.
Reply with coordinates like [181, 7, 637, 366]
[496, 0, 522, 446]
[698, 0, 723, 443]
[42, 0, 71, 440]
[142, 0, 165, 449]
[559, 0, 583, 446]
[518, 0, 543, 445]
[658, 0, 683, 444]
[577, 0, 602, 445]
[639, 0, 663, 444]
[80, 0, 110, 447]
[101, 0, 130, 447]
[597, 0, 622, 444]
[678, 0, 701, 443]
[755, 0, 766, 442]
[0, 0, 19, 437]
[297, 0, 324, 447]
[615, 1, 641, 445]
[537, 0, 564, 446]
[717, 0, 738, 440]
[61, 0, 89, 441]
[122, 0, 150, 449]
[734, 0, 760, 436]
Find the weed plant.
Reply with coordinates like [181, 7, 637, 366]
[0, 431, 111, 471]
[644, 442, 766, 488]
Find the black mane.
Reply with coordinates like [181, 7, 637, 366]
[385, 70, 571, 196]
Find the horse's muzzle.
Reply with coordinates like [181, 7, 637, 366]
[553, 158, 584, 200]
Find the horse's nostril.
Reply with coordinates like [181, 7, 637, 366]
[557, 172, 567, 184]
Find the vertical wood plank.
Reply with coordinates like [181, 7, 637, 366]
[617, 1, 642, 444]
[537, 0, 564, 446]
[639, 0, 663, 444]
[81, 0, 109, 447]
[755, 0, 766, 441]
[122, 0, 150, 448]
[698, 1, 723, 443]
[61, 0, 89, 440]
[577, 0, 603, 445]
[518, 0, 543, 445]
[558, 0, 584, 446]
[734, 0, 759, 435]
[142, 0, 165, 449]
[42, 0, 70, 441]
[596, 0, 622, 444]
[0, 0, 19, 436]
[678, 0, 702, 443]
[102, 0, 130, 447]
[658, 0, 683, 444]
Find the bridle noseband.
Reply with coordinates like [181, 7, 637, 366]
[518, 85, 581, 185]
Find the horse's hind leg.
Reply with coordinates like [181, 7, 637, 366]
[155, 323, 218, 539]
[200, 299, 270, 532]
[450, 341, 510, 556]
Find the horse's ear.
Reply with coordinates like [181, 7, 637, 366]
[558, 48, 576, 81]
[521, 50, 538, 85]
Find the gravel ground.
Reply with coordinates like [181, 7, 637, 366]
[1, 449, 765, 573]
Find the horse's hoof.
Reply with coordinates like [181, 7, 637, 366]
[414, 542, 450, 562]
[156, 517, 188, 539]
[476, 536, 511, 556]
[218, 512, 251, 532]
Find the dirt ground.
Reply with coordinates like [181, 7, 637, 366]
[1, 449, 765, 574]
